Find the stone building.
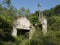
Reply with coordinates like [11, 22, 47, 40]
[38, 4, 47, 35]
[39, 14, 47, 35]
[12, 4, 47, 39]
[12, 16, 35, 39]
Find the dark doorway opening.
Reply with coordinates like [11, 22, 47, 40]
[39, 24, 42, 31]
[17, 29, 30, 39]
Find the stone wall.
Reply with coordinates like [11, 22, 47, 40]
[12, 17, 35, 39]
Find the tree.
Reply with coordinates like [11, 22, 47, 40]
[43, 5, 60, 31]
[0, 0, 15, 43]
[29, 11, 41, 30]
[18, 7, 30, 17]
[54, 5, 60, 14]
[48, 16, 60, 31]
[3, 0, 11, 7]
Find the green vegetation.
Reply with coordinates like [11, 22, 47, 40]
[0, 0, 60, 45]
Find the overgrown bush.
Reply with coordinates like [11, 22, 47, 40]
[29, 30, 60, 45]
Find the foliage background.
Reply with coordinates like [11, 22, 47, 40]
[0, 0, 60, 45]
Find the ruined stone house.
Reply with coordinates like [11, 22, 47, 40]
[12, 4, 47, 39]
[12, 14, 47, 39]
[38, 5, 47, 35]
[12, 16, 35, 39]
[39, 13, 47, 35]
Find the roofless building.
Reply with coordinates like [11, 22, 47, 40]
[38, 4, 47, 35]
[12, 16, 35, 39]
[12, 4, 47, 39]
